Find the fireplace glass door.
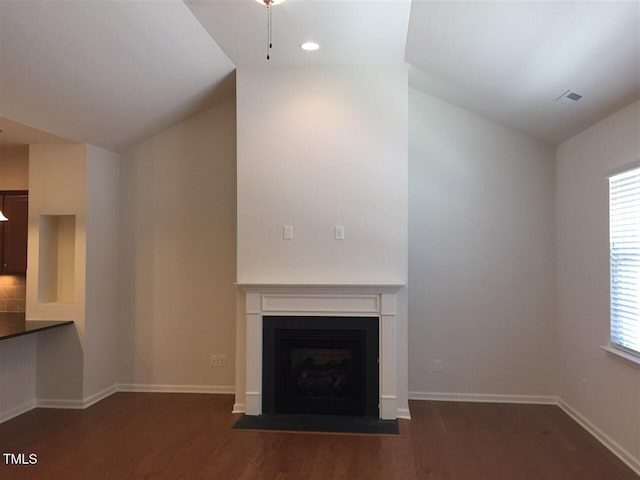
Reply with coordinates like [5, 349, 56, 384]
[263, 316, 379, 417]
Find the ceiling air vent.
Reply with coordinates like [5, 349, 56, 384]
[556, 90, 583, 104]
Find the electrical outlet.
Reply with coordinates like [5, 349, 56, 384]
[433, 359, 444, 373]
[210, 354, 218, 367]
[219, 354, 227, 367]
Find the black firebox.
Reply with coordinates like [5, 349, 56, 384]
[262, 316, 379, 417]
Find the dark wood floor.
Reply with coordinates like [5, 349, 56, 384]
[0, 393, 637, 480]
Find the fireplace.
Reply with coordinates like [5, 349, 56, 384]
[236, 284, 403, 420]
[263, 316, 379, 416]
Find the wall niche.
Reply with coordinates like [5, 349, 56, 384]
[38, 215, 75, 304]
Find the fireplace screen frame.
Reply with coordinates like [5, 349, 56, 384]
[262, 315, 379, 417]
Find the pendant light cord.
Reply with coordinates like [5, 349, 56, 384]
[266, 4, 272, 60]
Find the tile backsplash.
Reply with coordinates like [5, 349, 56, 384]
[0, 275, 26, 312]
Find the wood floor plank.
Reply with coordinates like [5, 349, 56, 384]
[0, 394, 637, 480]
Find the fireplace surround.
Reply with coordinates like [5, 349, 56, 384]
[236, 284, 402, 420]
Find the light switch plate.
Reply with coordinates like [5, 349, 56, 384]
[283, 225, 294, 240]
[335, 225, 345, 240]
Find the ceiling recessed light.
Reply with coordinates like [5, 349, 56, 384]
[301, 42, 319, 51]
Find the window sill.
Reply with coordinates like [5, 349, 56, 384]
[600, 345, 640, 367]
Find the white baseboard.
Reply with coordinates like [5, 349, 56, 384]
[36, 397, 86, 409]
[409, 391, 557, 405]
[232, 402, 245, 414]
[37, 384, 118, 409]
[35, 384, 234, 411]
[397, 407, 411, 419]
[558, 398, 640, 476]
[0, 399, 36, 424]
[117, 384, 235, 395]
[83, 384, 119, 408]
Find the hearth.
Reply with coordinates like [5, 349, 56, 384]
[263, 316, 379, 417]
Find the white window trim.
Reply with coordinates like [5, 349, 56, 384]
[607, 161, 640, 361]
[606, 160, 640, 178]
[600, 344, 640, 367]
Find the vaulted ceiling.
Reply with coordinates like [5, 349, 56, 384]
[0, 0, 638, 151]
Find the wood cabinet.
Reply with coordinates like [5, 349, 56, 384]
[0, 191, 28, 274]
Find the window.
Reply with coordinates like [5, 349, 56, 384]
[609, 165, 640, 357]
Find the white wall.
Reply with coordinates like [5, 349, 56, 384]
[0, 335, 36, 422]
[556, 100, 640, 470]
[84, 145, 120, 399]
[28, 144, 87, 402]
[408, 89, 556, 399]
[235, 66, 409, 415]
[119, 98, 236, 391]
[0, 142, 120, 410]
[236, 66, 408, 284]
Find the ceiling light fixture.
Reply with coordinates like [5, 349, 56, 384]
[255, 0, 286, 60]
[301, 42, 319, 51]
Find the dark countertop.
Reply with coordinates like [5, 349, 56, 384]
[0, 312, 74, 341]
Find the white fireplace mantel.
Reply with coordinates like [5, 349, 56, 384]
[236, 283, 404, 420]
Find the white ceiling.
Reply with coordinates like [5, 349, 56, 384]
[406, 0, 640, 145]
[185, 0, 411, 66]
[0, 0, 638, 151]
[0, 0, 235, 151]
